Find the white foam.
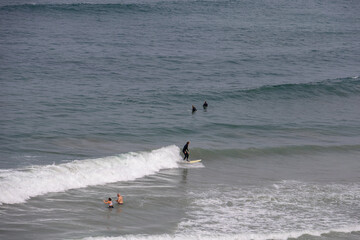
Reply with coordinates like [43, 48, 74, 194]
[82, 225, 360, 240]
[177, 180, 360, 237]
[0, 145, 181, 205]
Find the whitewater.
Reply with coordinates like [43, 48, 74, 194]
[0, 146, 182, 205]
[83, 226, 360, 240]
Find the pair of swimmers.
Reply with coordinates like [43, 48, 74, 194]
[192, 101, 208, 113]
[103, 193, 123, 208]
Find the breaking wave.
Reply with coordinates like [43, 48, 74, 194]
[0, 145, 181, 205]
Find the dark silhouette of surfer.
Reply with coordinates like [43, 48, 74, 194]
[203, 101, 208, 109]
[192, 105, 197, 113]
[182, 141, 190, 161]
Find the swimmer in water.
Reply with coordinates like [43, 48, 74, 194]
[192, 105, 197, 113]
[116, 193, 124, 205]
[203, 101, 208, 109]
[103, 198, 114, 208]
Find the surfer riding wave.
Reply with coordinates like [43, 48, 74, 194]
[182, 141, 190, 161]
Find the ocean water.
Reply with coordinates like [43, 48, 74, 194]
[1, 0, 360, 239]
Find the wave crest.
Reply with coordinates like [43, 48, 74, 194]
[202, 77, 360, 102]
[0, 145, 181, 205]
[0, 2, 171, 14]
[192, 144, 360, 160]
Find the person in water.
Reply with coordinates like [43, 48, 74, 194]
[183, 141, 190, 161]
[103, 198, 114, 208]
[116, 193, 124, 205]
[192, 105, 197, 113]
[203, 101, 208, 109]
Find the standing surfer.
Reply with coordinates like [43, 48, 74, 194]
[182, 141, 190, 161]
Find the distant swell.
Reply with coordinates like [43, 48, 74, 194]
[0, 2, 170, 14]
[193, 144, 360, 160]
[0, 145, 181, 205]
[215, 76, 360, 101]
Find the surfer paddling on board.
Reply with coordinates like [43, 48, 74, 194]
[182, 141, 190, 161]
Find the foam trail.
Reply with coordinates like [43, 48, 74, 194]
[0, 145, 181, 205]
[82, 225, 360, 240]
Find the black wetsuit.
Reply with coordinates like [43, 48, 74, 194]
[182, 143, 189, 161]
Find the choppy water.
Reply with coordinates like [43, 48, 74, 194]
[1, 0, 360, 239]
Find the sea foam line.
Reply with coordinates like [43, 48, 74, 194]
[82, 225, 360, 240]
[0, 145, 181, 205]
